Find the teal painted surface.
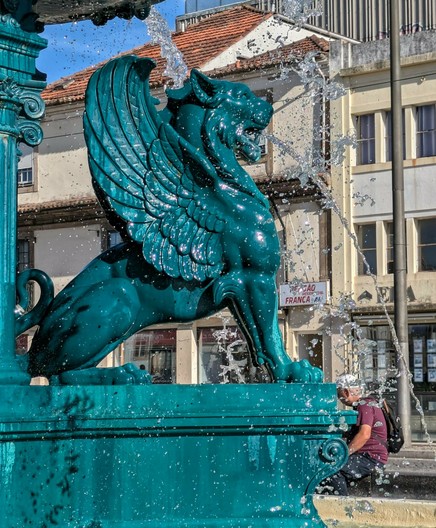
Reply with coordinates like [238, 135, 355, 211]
[0, 0, 41, 32]
[0, 14, 46, 385]
[0, 384, 356, 527]
[17, 56, 321, 384]
[0, 13, 47, 82]
[0, 0, 159, 28]
[15, 269, 54, 336]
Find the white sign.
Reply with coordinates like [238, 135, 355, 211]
[279, 282, 329, 307]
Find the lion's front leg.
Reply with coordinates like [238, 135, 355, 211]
[217, 271, 323, 383]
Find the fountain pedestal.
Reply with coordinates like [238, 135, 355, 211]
[0, 7, 355, 528]
[0, 383, 354, 527]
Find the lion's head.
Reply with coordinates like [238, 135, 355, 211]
[165, 70, 273, 163]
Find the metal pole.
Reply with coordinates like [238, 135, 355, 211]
[389, 0, 412, 445]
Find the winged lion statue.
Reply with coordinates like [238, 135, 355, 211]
[16, 56, 322, 385]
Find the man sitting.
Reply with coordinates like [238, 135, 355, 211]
[319, 373, 388, 495]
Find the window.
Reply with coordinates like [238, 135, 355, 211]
[359, 322, 436, 441]
[198, 326, 251, 384]
[356, 114, 375, 164]
[18, 168, 33, 186]
[17, 239, 30, 272]
[124, 329, 176, 383]
[17, 144, 34, 188]
[386, 222, 394, 274]
[385, 110, 406, 161]
[358, 326, 397, 386]
[418, 218, 436, 271]
[357, 223, 377, 275]
[108, 230, 122, 248]
[410, 325, 436, 392]
[416, 105, 436, 158]
[353, 107, 436, 164]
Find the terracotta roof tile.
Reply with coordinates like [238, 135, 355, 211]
[18, 196, 99, 213]
[42, 5, 272, 105]
[207, 35, 329, 77]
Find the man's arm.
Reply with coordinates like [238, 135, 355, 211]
[347, 424, 372, 455]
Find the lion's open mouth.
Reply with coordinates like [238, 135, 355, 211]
[235, 126, 264, 162]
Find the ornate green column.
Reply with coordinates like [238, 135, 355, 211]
[0, 11, 46, 384]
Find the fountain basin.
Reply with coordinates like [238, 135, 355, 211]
[35, 0, 161, 24]
[1, 0, 161, 29]
[0, 383, 354, 527]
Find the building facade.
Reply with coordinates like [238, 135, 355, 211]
[329, 31, 436, 440]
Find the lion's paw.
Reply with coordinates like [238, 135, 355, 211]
[122, 363, 152, 384]
[280, 359, 324, 383]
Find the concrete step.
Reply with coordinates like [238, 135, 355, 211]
[350, 445, 436, 499]
[314, 496, 436, 527]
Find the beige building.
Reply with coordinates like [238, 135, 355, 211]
[329, 31, 436, 440]
[184, 0, 436, 42]
[17, 6, 345, 385]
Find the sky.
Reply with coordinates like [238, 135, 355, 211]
[37, 0, 185, 83]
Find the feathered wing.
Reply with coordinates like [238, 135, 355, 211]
[83, 56, 225, 282]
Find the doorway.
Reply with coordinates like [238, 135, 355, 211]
[298, 334, 323, 370]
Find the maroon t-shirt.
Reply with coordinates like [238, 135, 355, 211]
[352, 397, 388, 464]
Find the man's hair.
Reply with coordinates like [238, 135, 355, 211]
[336, 373, 363, 391]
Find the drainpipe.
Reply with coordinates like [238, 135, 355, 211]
[390, 0, 412, 446]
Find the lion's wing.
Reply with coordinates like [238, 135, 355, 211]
[83, 56, 225, 282]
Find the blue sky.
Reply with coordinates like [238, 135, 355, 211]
[38, 0, 185, 83]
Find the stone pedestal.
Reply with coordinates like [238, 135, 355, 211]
[0, 383, 355, 527]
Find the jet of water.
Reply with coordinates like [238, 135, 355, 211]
[145, 6, 188, 88]
[282, 0, 323, 28]
[266, 50, 433, 445]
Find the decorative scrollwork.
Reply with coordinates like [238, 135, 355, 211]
[0, 81, 45, 140]
[319, 438, 348, 466]
[18, 119, 43, 146]
[0, 82, 45, 120]
[304, 437, 349, 496]
[21, 90, 45, 120]
[0, 12, 19, 26]
[15, 269, 54, 337]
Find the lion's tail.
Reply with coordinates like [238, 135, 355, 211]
[15, 268, 54, 337]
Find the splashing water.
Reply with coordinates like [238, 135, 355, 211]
[145, 4, 434, 447]
[265, 49, 433, 445]
[287, 51, 346, 103]
[267, 126, 432, 443]
[209, 320, 247, 384]
[145, 6, 188, 88]
[282, 0, 323, 28]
